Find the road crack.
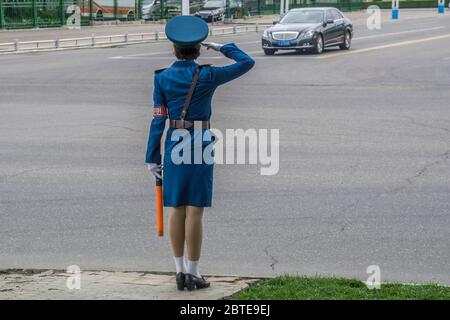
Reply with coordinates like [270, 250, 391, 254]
[263, 245, 278, 272]
[0, 167, 52, 183]
[405, 116, 450, 134]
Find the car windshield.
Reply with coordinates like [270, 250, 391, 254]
[280, 10, 324, 24]
[203, 1, 223, 8]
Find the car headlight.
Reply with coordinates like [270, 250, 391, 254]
[301, 30, 315, 38]
[263, 29, 271, 38]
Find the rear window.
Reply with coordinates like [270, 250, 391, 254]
[332, 9, 344, 20]
[280, 10, 324, 24]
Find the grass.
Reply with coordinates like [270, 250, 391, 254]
[232, 275, 450, 300]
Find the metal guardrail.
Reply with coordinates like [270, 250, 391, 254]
[0, 24, 269, 53]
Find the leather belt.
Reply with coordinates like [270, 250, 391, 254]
[169, 119, 210, 129]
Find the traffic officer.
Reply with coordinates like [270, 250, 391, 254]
[146, 15, 255, 291]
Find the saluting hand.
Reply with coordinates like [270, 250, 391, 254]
[201, 42, 223, 52]
[147, 163, 162, 180]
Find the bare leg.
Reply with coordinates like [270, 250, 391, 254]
[168, 206, 186, 257]
[184, 206, 210, 289]
[185, 206, 204, 261]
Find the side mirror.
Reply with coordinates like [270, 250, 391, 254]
[273, 20, 278, 25]
[327, 19, 334, 25]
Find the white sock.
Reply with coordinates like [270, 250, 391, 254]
[173, 256, 186, 274]
[187, 260, 201, 278]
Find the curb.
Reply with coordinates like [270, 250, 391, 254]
[0, 269, 266, 300]
[0, 26, 266, 55]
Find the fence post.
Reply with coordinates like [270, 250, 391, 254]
[114, 0, 118, 20]
[14, 39, 19, 51]
[438, 0, 445, 13]
[392, 0, 399, 20]
[91, 33, 95, 46]
[55, 37, 60, 48]
[32, 0, 38, 27]
[0, 0, 4, 29]
[137, 0, 141, 20]
[89, 0, 93, 24]
[60, 0, 65, 26]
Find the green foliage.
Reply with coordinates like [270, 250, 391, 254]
[363, 0, 449, 9]
[233, 275, 450, 300]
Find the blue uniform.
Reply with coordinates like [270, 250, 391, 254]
[146, 43, 255, 207]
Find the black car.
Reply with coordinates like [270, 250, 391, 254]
[261, 7, 353, 55]
[195, 0, 241, 22]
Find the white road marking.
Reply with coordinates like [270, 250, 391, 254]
[110, 51, 172, 58]
[245, 50, 263, 55]
[109, 27, 448, 60]
[235, 40, 261, 45]
[353, 26, 445, 41]
[320, 33, 450, 59]
[109, 54, 320, 61]
[412, 21, 441, 27]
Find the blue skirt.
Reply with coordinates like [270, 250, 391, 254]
[163, 128, 215, 207]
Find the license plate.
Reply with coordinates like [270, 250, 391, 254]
[277, 40, 290, 46]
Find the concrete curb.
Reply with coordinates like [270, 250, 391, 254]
[0, 269, 265, 300]
[0, 26, 266, 55]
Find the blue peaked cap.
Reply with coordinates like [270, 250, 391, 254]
[165, 16, 209, 48]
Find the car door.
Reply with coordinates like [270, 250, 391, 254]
[331, 9, 346, 44]
[322, 9, 338, 45]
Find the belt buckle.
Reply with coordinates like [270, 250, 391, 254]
[184, 120, 194, 129]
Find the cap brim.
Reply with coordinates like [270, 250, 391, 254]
[165, 16, 209, 48]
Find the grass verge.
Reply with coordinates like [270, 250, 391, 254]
[231, 275, 450, 300]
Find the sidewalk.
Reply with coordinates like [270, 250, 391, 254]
[0, 21, 242, 44]
[0, 269, 260, 300]
[0, 9, 441, 45]
[232, 8, 441, 25]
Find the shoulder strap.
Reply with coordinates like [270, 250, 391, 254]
[180, 65, 203, 120]
[154, 67, 167, 74]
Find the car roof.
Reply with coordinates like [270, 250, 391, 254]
[289, 7, 336, 12]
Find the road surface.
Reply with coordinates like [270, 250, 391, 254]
[1, 12, 449, 285]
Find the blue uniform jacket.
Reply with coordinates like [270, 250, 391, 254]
[145, 43, 255, 207]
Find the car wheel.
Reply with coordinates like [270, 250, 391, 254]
[96, 11, 103, 20]
[340, 30, 351, 50]
[313, 34, 323, 54]
[263, 49, 276, 56]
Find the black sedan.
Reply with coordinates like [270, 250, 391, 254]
[195, 0, 241, 22]
[261, 7, 353, 55]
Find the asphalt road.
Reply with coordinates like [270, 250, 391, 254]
[1, 13, 449, 285]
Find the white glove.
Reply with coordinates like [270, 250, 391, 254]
[147, 163, 162, 180]
[201, 42, 223, 52]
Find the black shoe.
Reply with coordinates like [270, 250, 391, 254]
[176, 272, 185, 291]
[185, 273, 210, 291]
